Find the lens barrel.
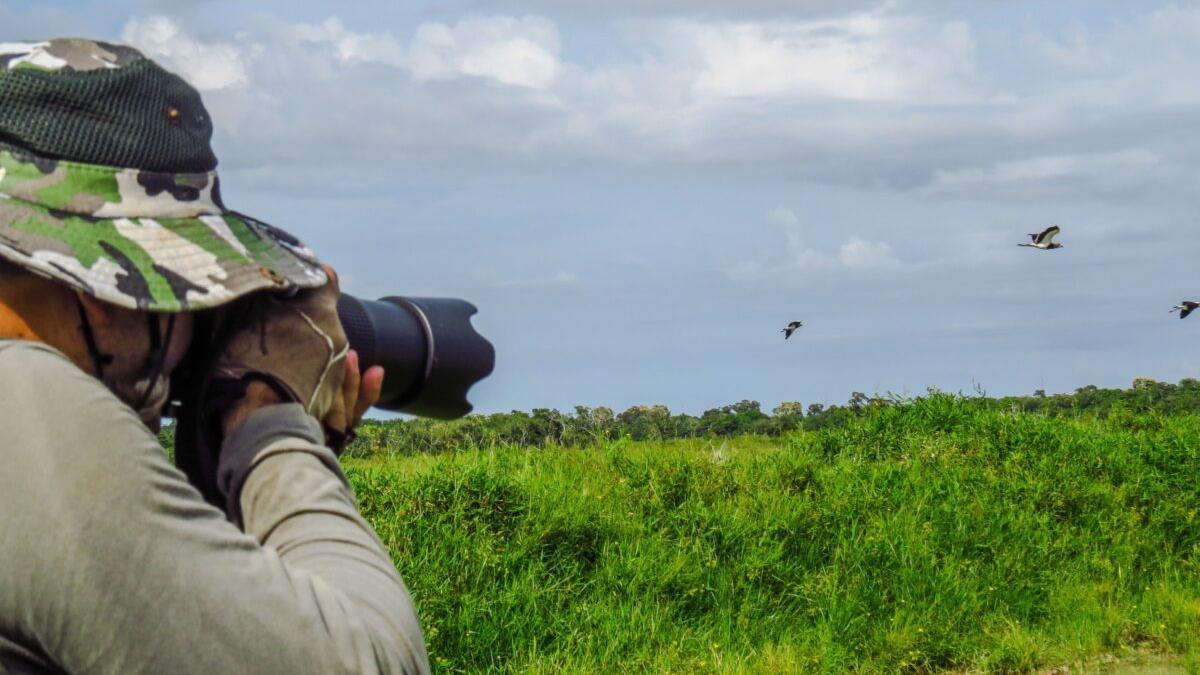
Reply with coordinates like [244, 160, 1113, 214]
[336, 294, 494, 418]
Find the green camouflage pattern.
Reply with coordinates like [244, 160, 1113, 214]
[0, 148, 327, 312]
[0, 38, 328, 311]
[0, 39, 144, 72]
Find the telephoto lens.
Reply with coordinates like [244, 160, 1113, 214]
[336, 294, 495, 418]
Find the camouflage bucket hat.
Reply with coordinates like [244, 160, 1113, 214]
[0, 38, 327, 312]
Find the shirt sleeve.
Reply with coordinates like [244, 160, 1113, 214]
[0, 342, 430, 675]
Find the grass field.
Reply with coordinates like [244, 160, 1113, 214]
[343, 394, 1200, 673]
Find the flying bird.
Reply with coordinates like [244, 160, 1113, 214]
[781, 321, 803, 339]
[1018, 225, 1063, 250]
[1172, 301, 1200, 319]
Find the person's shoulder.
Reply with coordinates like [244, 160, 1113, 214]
[0, 338, 71, 361]
[0, 339, 132, 423]
[0, 338, 89, 389]
[0, 339, 158, 484]
[0, 338, 76, 383]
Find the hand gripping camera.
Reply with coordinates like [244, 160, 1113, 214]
[172, 292, 493, 509]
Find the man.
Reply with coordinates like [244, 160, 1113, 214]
[0, 39, 431, 674]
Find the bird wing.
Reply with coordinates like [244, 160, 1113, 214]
[1185, 302, 1199, 319]
[1037, 225, 1061, 245]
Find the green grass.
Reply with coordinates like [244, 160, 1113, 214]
[344, 394, 1200, 673]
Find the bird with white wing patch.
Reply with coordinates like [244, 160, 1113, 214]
[1018, 225, 1064, 250]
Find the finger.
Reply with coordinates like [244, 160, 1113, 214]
[341, 350, 361, 420]
[353, 365, 384, 425]
[324, 350, 358, 434]
[321, 263, 341, 290]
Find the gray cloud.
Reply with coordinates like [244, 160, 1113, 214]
[101, 4, 1200, 209]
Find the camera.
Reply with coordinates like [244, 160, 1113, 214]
[336, 295, 495, 418]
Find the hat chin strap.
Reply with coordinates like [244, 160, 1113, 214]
[75, 296, 114, 381]
[133, 313, 175, 411]
[75, 296, 176, 419]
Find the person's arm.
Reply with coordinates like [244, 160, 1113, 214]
[219, 403, 430, 673]
[0, 342, 430, 675]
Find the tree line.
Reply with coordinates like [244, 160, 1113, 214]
[338, 377, 1200, 457]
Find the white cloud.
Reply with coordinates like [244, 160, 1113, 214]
[728, 208, 901, 281]
[838, 236, 899, 269]
[660, 12, 976, 101]
[288, 17, 406, 67]
[122, 16, 248, 90]
[765, 205, 834, 272]
[409, 16, 561, 89]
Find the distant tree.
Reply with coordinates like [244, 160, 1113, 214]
[773, 401, 804, 417]
[641, 404, 672, 440]
[592, 406, 615, 426]
[618, 405, 659, 441]
[729, 400, 762, 415]
[848, 392, 869, 412]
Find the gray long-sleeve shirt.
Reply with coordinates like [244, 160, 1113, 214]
[0, 340, 430, 675]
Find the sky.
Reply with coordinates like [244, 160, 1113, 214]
[4, 0, 1200, 415]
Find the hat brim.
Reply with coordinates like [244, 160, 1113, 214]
[0, 194, 327, 312]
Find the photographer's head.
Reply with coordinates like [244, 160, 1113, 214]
[0, 260, 194, 427]
[0, 39, 334, 427]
